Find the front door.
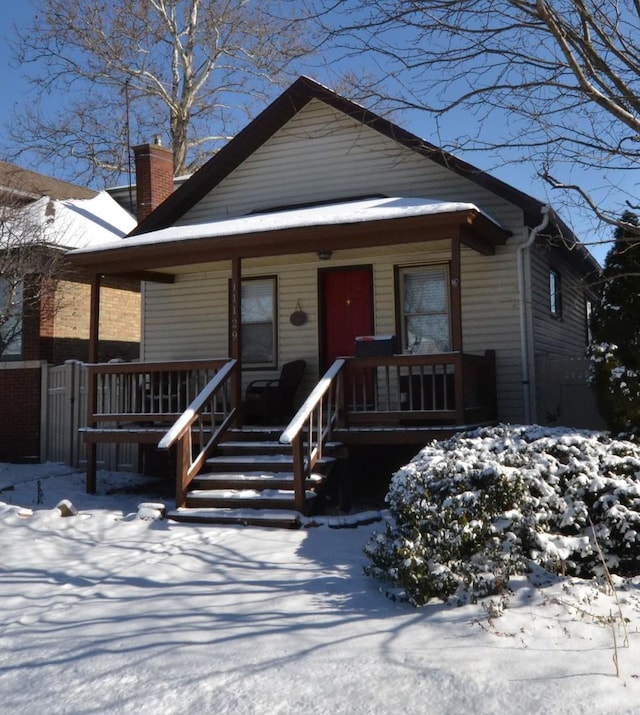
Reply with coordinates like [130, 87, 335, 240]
[320, 266, 374, 371]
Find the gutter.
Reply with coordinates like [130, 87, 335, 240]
[517, 204, 550, 423]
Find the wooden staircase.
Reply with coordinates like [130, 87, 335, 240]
[168, 426, 343, 528]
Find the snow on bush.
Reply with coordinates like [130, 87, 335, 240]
[365, 424, 640, 606]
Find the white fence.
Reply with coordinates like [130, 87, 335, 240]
[41, 361, 138, 471]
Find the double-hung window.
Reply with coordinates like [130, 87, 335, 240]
[241, 277, 277, 367]
[399, 265, 450, 353]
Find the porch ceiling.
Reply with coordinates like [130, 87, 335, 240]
[69, 196, 511, 277]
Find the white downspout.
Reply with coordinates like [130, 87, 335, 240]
[517, 204, 550, 424]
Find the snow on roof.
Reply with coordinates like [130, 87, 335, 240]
[72, 196, 501, 255]
[25, 191, 136, 250]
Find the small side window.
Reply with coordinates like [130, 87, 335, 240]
[549, 269, 562, 318]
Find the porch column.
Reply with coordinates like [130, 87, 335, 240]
[88, 273, 101, 364]
[230, 257, 242, 416]
[451, 236, 465, 423]
[87, 273, 101, 493]
[450, 236, 463, 353]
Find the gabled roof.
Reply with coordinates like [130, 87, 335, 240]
[0, 161, 96, 203]
[6, 191, 136, 252]
[132, 76, 552, 237]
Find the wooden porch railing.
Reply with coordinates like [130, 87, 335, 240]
[342, 351, 497, 425]
[279, 359, 346, 513]
[280, 352, 496, 512]
[159, 359, 238, 507]
[84, 359, 234, 493]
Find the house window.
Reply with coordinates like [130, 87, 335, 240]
[549, 269, 562, 317]
[585, 297, 593, 345]
[241, 277, 276, 366]
[399, 265, 450, 353]
[0, 277, 23, 358]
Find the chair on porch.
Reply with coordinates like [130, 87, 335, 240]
[243, 360, 306, 425]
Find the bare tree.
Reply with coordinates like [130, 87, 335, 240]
[0, 195, 65, 357]
[312, 0, 640, 236]
[8, 0, 313, 184]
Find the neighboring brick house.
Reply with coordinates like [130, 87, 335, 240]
[0, 162, 140, 461]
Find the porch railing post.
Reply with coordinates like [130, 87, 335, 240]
[291, 432, 306, 513]
[175, 437, 190, 508]
[455, 354, 465, 424]
[86, 366, 98, 493]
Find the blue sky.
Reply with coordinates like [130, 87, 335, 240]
[0, 2, 611, 263]
[0, 4, 35, 142]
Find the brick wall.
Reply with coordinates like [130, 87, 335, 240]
[52, 276, 141, 362]
[0, 365, 41, 461]
[0, 274, 141, 462]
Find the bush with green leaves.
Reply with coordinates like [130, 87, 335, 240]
[365, 425, 640, 606]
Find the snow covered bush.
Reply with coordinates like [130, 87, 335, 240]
[365, 425, 640, 606]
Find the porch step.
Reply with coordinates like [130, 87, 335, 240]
[204, 454, 336, 474]
[168, 507, 302, 529]
[185, 488, 317, 510]
[175, 425, 345, 527]
[217, 440, 345, 456]
[192, 471, 323, 491]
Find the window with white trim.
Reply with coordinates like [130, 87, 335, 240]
[0, 277, 23, 358]
[399, 265, 450, 353]
[241, 277, 276, 366]
[549, 269, 562, 317]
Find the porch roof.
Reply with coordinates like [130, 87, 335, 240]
[69, 196, 511, 276]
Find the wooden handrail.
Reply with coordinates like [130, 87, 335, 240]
[278, 352, 495, 513]
[159, 359, 238, 507]
[279, 358, 346, 513]
[159, 360, 238, 449]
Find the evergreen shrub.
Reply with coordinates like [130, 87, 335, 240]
[365, 425, 640, 606]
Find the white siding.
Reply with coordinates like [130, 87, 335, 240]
[141, 97, 536, 421]
[177, 100, 524, 234]
[142, 238, 527, 421]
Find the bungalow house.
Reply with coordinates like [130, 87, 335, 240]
[69, 77, 600, 525]
[0, 162, 139, 462]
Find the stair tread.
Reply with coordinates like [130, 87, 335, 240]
[220, 440, 343, 449]
[188, 488, 316, 500]
[194, 471, 323, 484]
[207, 454, 335, 464]
[168, 507, 302, 527]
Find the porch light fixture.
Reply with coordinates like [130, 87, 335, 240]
[317, 250, 333, 260]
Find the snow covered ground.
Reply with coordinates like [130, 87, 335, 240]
[2, 460, 640, 714]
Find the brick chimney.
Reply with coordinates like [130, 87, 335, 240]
[133, 137, 174, 223]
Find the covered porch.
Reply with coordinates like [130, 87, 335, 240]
[69, 197, 508, 521]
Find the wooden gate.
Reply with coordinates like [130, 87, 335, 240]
[41, 361, 138, 471]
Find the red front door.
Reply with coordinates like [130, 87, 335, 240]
[320, 266, 374, 371]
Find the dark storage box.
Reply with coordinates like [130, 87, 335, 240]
[354, 334, 397, 357]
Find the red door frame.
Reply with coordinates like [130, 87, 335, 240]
[318, 265, 374, 373]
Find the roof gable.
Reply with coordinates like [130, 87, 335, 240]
[131, 76, 546, 236]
